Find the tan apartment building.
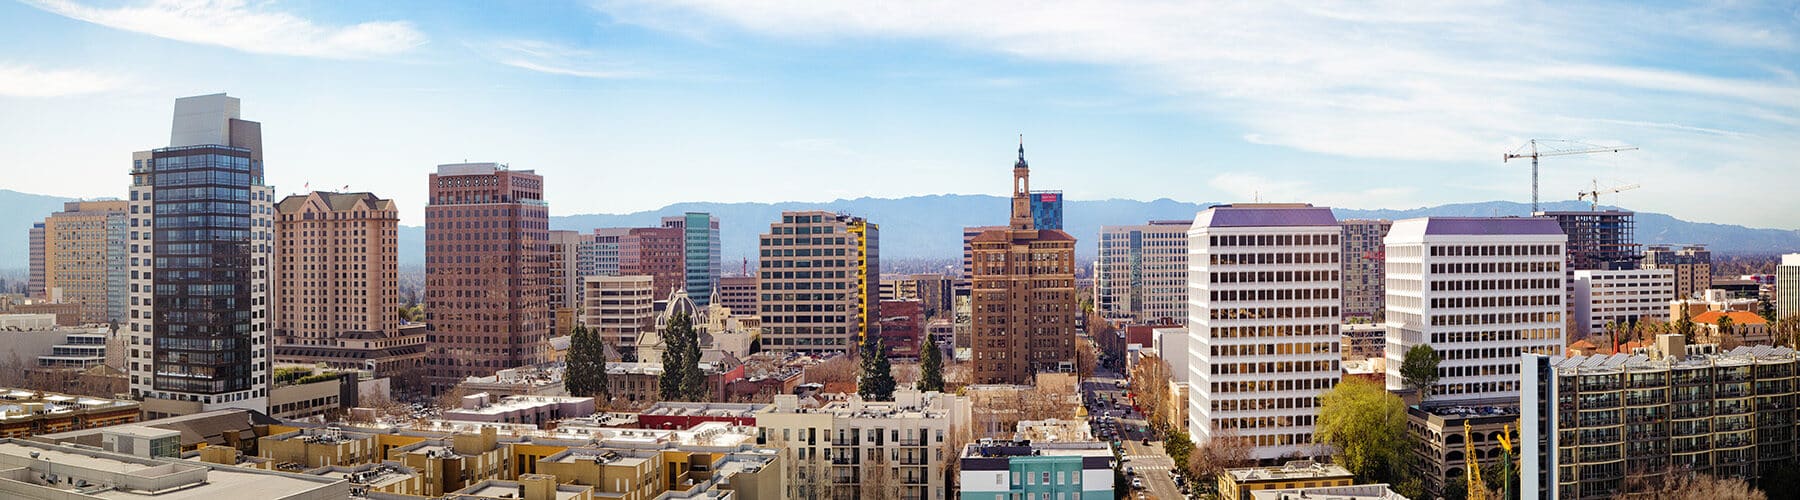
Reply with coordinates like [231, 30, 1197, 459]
[756, 210, 879, 355]
[33, 201, 128, 324]
[756, 389, 970, 500]
[582, 275, 656, 361]
[970, 143, 1078, 384]
[549, 230, 585, 336]
[272, 191, 424, 387]
[1644, 244, 1712, 300]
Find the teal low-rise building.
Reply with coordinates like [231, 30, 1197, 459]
[958, 439, 1114, 499]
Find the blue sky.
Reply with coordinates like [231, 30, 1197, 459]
[1, 0, 1797, 230]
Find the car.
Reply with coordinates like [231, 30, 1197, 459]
[1142, 438, 1151, 446]
[1132, 478, 1144, 489]
[1126, 466, 1135, 475]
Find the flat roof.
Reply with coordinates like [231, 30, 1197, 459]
[1225, 462, 1355, 482]
[0, 440, 344, 500]
[1195, 204, 1337, 228]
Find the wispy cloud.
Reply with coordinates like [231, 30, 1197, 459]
[0, 63, 123, 97]
[480, 39, 649, 79]
[23, 0, 425, 59]
[592, 1, 1797, 159]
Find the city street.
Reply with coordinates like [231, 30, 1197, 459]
[1123, 439, 1183, 500]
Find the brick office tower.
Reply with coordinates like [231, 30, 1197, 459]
[970, 141, 1078, 385]
[424, 163, 551, 395]
[621, 227, 685, 302]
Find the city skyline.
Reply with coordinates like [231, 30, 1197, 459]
[2, 1, 1797, 231]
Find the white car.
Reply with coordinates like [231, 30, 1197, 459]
[1132, 478, 1144, 489]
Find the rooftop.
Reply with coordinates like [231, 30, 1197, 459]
[1249, 484, 1409, 500]
[1195, 204, 1337, 228]
[1545, 345, 1796, 375]
[1224, 461, 1356, 483]
[644, 402, 762, 419]
[0, 439, 346, 500]
[1390, 216, 1566, 238]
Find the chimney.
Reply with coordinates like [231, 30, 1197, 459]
[519, 474, 557, 500]
[1657, 333, 1686, 361]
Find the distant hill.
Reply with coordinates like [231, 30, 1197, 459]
[4, 189, 1792, 268]
[0, 190, 79, 267]
[390, 196, 1800, 265]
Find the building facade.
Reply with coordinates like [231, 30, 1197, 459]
[1096, 220, 1191, 325]
[1537, 210, 1640, 271]
[1029, 191, 1063, 230]
[27, 223, 45, 299]
[958, 440, 1112, 499]
[970, 144, 1078, 385]
[663, 213, 721, 308]
[548, 230, 585, 335]
[1185, 203, 1343, 459]
[424, 162, 551, 394]
[756, 390, 970, 500]
[1340, 219, 1391, 323]
[270, 191, 423, 386]
[127, 93, 273, 414]
[1572, 268, 1674, 338]
[579, 228, 627, 279]
[1383, 217, 1567, 404]
[581, 275, 655, 361]
[1643, 244, 1712, 300]
[1779, 254, 1799, 322]
[1522, 343, 1799, 500]
[756, 211, 879, 355]
[621, 227, 685, 302]
[717, 276, 759, 317]
[34, 201, 129, 324]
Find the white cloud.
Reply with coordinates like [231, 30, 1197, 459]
[0, 63, 123, 97]
[481, 39, 649, 79]
[23, 0, 425, 59]
[590, 1, 1796, 159]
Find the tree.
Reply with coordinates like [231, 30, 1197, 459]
[1315, 378, 1411, 485]
[1401, 344, 1442, 402]
[1076, 337, 1098, 380]
[1164, 431, 1195, 472]
[917, 338, 944, 392]
[680, 325, 707, 401]
[1760, 297, 1778, 323]
[660, 311, 693, 401]
[1188, 426, 1253, 495]
[859, 335, 897, 401]
[564, 325, 609, 400]
[1675, 304, 1695, 342]
[1615, 470, 1767, 500]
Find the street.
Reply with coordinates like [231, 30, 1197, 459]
[1082, 363, 1185, 499]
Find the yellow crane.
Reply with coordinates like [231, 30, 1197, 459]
[1577, 179, 1640, 211]
[1466, 421, 1487, 500]
[1504, 139, 1638, 213]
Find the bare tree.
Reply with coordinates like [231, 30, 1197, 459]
[1612, 469, 1767, 500]
[1075, 338, 1098, 380]
[1189, 426, 1254, 488]
[806, 355, 860, 387]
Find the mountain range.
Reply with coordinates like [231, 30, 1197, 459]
[3, 190, 1796, 269]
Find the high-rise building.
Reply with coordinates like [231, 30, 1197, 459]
[969, 143, 1078, 385]
[578, 228, 627, 278]
[620, 226, 685, 301]
[663, 213, 721, 308]
[27, 223, 44, 299]
[1522, 342, 1798, 500]
[1382, 217, 1566, 404]
[904, 273, 953, 319]
[580, 275, 654, 360]
[127, 93, 273, 415]
[716, 276, 759, 317]
[1536, 210, 1640, 270]
[423, 162, 551, 394]
[1780, 254, 1800, 321]
[1339, 219, 1392, 323]
[1029, 190, 1063, 230]
[548, 230, 584, 335]
[961, 225, 1006, 280]
[271, 191, 424, 383]
[36, 201, 129, 324]
[1096, 220, 1191, 324]
[1643, 244, 1712, 300]
[756, 210, 879, 355]
[1185, 203, 1342, 459]
[1571, 268, 1674, 338]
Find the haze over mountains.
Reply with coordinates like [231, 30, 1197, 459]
[4, 189, 1797, 269]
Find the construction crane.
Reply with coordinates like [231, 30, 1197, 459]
[1497, 424, 1516, 500]
[1504, 139, 1638, 213]
[1466, 421, 1487, 500]
[1578, 179, 1640, 211]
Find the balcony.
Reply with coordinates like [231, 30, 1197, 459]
[898, 439, 925, 447]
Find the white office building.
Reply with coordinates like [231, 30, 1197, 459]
[1186, 204, 1342, 460]
[1383, 217, 1566, 404]
[1572, 268, 1674, 337]
[1097, 220, 1192, 324]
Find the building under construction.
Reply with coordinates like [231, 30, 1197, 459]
[1535, 210, 1639, 270]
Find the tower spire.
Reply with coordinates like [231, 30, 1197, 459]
[1015, 134, 1028, 169]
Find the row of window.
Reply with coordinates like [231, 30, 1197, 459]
[1207, 233, 1338, 248]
